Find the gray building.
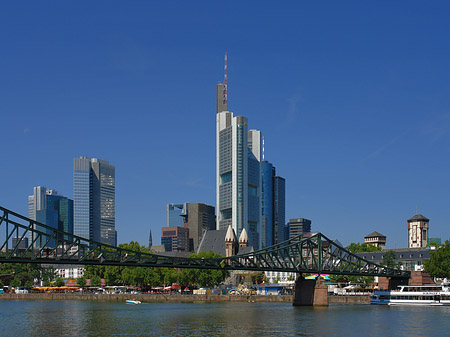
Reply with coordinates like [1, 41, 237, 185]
[356, 248, 430, 271]
[288, 218, 311, 240]
[73, 157, 116, 246]
[185, 203, 215, 252]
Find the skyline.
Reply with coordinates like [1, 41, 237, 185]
[1, 2, 450, 248]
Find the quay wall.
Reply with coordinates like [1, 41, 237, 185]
[0, 293, 371, 304]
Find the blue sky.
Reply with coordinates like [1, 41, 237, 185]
[1, 1, 450, 248]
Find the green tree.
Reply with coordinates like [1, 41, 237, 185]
[382, 251, 397, 268]
[90, 275, 102, 287]
[10, 278, 20, 288]
[77, 276, 87, 287]
[347, 242, 382, 253]
[24, 280, 34, 289]
[424, 240, 450, 278]
[55, 278, 65, 287]
[179, 251, 229, 287]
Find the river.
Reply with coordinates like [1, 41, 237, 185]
[0, 300, 448, 336]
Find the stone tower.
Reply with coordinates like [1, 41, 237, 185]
[408, 214, 429, 248]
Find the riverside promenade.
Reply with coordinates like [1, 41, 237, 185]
[0, 293, 370, 304]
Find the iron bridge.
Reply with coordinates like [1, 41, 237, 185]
[0, 206, 410, 278]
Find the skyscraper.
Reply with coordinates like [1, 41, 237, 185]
[216, 54, 262, 249]
[73, 157, 116, 246]
[185, 203, 216, 252]
[261, 161, 274, 248]
[166, 203, 188, 227]
[28, 187, 73, 247]
[273, 175, 286, 243]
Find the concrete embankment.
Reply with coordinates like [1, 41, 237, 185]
[0, 293, 371, 304]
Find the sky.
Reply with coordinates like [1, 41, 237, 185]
[1, 1, 450, 249]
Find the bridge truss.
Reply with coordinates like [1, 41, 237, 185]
[0, 206, 409, 278]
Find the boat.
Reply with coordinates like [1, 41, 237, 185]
[371, 284, 450, 306]
[126, 300, 142, 305]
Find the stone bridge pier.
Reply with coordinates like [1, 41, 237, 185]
[292, 275, 328, 306]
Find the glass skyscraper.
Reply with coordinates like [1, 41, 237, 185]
[261, 161, 274, 248]
[28, 187, 73, 248]
[73, 157, 116, 246]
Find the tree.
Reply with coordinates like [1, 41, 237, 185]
[55, 278, 65, 287]
[90, 275, 102, 287]
[10, 278, 21, 288]
[77, 276, 87, 287]
[382, 251, 397, 268]
[179, 251, 229, 287]
[424, 240, 450, 278]
[347, 242, 382, 253]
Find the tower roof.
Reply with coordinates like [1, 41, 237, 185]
[239, 228, 249, 243]
[365, 231, 385, 238]
[408, 214, 429, 222]
[225, 225, 236, 242]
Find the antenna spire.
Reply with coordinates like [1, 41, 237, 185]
[224, 52, 227, 105]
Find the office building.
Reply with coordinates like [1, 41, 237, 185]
[408, 214, 429, 248]
[74, 157, 116, 246]
[185, 203, 215, 252]
[216, 54, 262, 249]
[288, 218, 311, 240]
[161, 226, 189, 252]
[273, 176, 286, 243]
[261, 161, 274, 247]
[28, 187, 73, 247]
[166, 203, 188, 227]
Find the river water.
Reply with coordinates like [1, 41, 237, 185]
[0, 300, 448, 336]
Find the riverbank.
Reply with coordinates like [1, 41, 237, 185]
[0, 293, 370, 304]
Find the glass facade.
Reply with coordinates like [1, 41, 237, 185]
[273, 176, 286, 243]
[73, 157, 116, 246]
[28, 187, 73, 248]
[166, 203, 188, 227]
[261, 161, 274, 248]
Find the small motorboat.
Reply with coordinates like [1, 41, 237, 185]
[126, 300, 142, 305]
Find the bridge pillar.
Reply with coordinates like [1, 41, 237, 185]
[292, 275, 328, 306]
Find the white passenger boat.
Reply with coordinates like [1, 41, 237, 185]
[126, 300, 142, 305]
[371, 284, 450, 306]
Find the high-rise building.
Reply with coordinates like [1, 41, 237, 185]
[408, 214, 429, 248]
[73, 157, 116, 246]
[28, 187, 73, 247]
[261, 161, 274, 248]
[288, 218, 311, 240]
[273, 175, 286, 243]
[186, 203, 215, 252]
[216, 54, 262, 249]
[166, 203, 188, 227]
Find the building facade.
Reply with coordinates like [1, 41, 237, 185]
[408, 214, 429, 248]
[288, 218, 311, 240]
[185, 203, 215, 252]
[273, 175, 286, 243]
[261, 161, 274, 248]
[28, 187, 73, 248]
[161, 226, 190, 252]
[166, 203, 188, 227]
[73, 157, 116, 246]
[364, 231, 386, 248]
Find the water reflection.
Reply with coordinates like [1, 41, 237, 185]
[1, 301, 450, 336]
